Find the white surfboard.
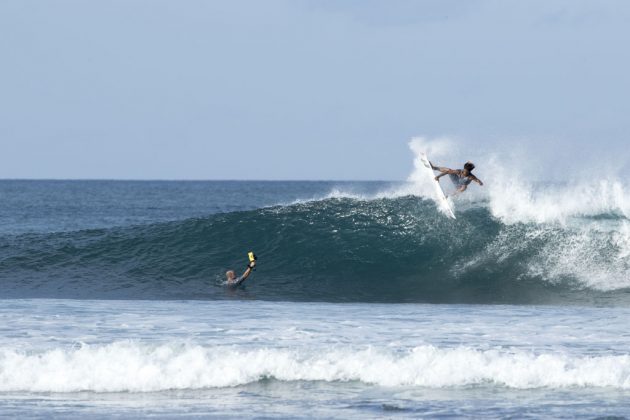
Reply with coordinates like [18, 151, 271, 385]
[419, 152, 456, 219]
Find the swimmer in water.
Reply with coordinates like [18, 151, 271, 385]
[431, 161, 483, 196]
[226, 257, 256, 287]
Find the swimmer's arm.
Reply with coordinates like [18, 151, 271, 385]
[239, 261, 256, 284]
[228, 262, 256, 287]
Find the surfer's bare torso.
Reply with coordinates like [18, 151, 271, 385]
[431, 162, 483, 195]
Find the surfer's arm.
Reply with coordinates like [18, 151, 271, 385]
[434, 168, 455, 181]
[471, 175, 483, 186]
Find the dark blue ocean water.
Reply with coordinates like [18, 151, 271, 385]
[1, 180, 629, 418]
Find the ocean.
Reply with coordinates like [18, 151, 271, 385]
[1, 179, 629, 418]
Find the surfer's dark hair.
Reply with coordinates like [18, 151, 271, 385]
[464, 162, 475, 171]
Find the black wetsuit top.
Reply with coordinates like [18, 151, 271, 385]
[227, 275, 246, 287]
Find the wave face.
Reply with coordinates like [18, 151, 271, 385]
[1, 193, 629, 304]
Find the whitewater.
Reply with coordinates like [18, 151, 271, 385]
[1, 140, 630, 417]
[1, 300, 630, 418]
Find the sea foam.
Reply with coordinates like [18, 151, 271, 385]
[1, 342, 629, 392]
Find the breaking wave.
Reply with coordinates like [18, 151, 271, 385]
[1, 137, 629, 304]
[2, 341, 629, 392]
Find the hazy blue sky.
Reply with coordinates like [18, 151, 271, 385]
[1, 0, 629, 180]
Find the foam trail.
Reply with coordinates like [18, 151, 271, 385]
[1, 342, 630, 392]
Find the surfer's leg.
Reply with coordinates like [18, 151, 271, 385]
[431, 163, 448, 172]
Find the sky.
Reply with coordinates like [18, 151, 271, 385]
[1, 0, 629, 180]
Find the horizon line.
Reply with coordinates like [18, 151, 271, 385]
[0, 178, 405, 183]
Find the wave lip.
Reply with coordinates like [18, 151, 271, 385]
[2, 342, 630, 392]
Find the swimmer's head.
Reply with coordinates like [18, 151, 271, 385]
[226, 270, 235, 280]
[464, 162, 475, 171]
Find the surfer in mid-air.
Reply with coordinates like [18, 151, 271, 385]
[226, 252, 257, 287]
[431, 161, 483, 195]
